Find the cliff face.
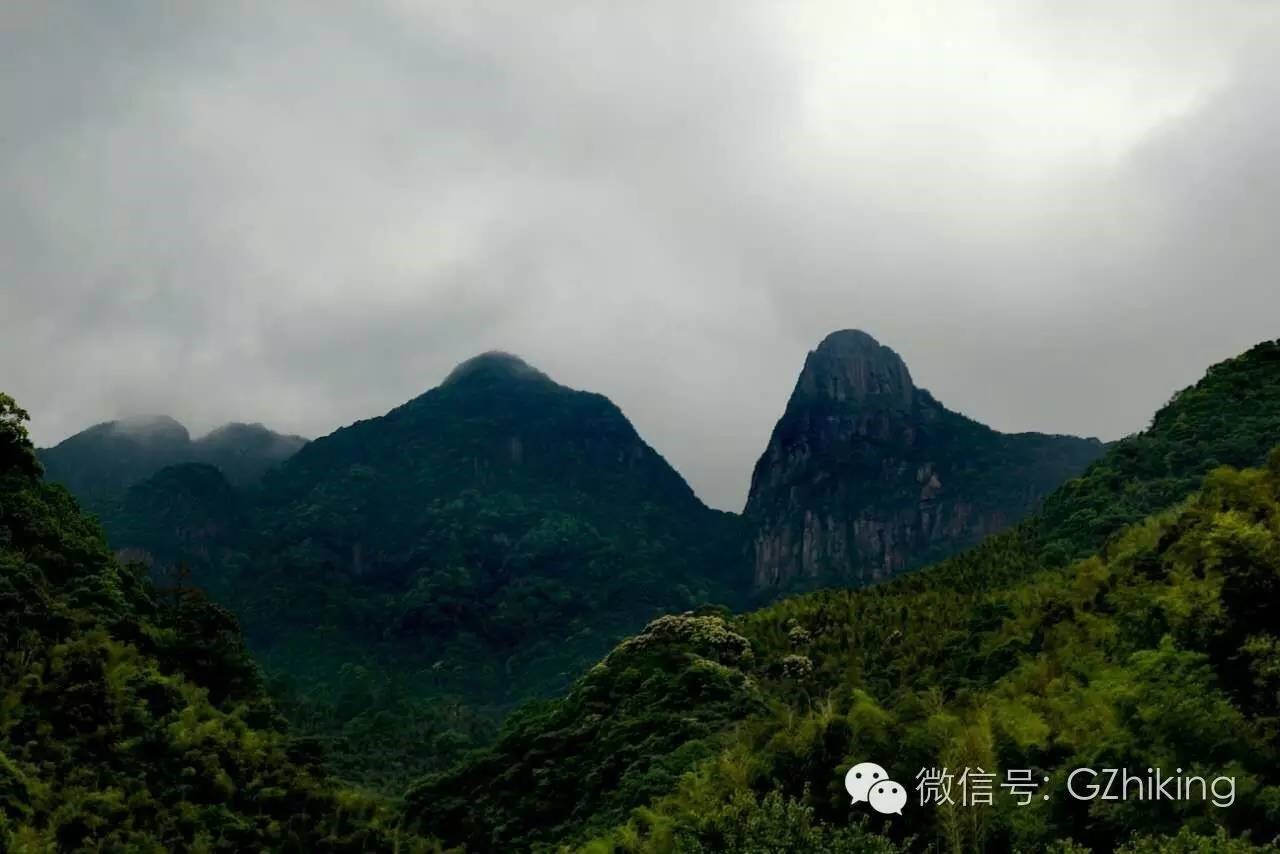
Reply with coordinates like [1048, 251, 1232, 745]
[745, 330, 1105, 591]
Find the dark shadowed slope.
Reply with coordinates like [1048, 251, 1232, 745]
[87, 353, 747, 790]
[38, 416, 305, 516]
[233, 351, 747, 699]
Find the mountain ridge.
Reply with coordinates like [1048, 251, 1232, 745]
[114, 352, 751, 789]
[33, 339, 1109, 795]
[406, 337, 1280, 853]
[0, 393, 438, 851]
[38, 415, 307, 500]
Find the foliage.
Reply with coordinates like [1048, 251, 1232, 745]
[0, 397, 437, 851]
[414, 340, 1280, 852]
[1035, 339, 1280, 564]
[555, 455, 1280, 853]
[0, 394, 40, 480]
[74, 354, 749, 791]
[37, 416, 304, 517]
[1116, 826, 1279, 852]
[25, 338, 1280, 852]
[647, 789, 908, 853]
[108, 463, 248, 569]
[404, 613, 765, 850]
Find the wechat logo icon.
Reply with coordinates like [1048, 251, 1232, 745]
[846, 761, 906, 815]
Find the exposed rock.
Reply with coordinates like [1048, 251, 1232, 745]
[745, 329, 1105, 591]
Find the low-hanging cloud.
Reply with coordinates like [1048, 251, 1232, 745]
[3, 1, 1278, 510]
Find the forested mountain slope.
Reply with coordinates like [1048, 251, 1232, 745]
[38, 416, 305, 517]
[1035, 340, 1280, 564]
[230, 351, 746, 693]
[407, 339, 1280, 853]
[80, 352, 747, 790]
[0, 394, 434, 852]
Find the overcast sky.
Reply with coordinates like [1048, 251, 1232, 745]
[3, 2, 1278, 510]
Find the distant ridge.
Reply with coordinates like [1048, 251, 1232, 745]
[38, 415, 306, 510]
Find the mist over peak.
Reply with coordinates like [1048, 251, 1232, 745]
[7, 2, 1278, 512]
[108, 414, 190, 442]
[441, 351, 555, 389]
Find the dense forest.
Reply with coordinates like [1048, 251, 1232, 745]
[38, 352, 752, 791]
[405, 340, 1280, 852]
[38, 416, 305, 516]
[9, 0, 1280, 848]
[7, 338, 1280, 852]
[35, 339, 1107, 793]
[0, 394, 440, 850]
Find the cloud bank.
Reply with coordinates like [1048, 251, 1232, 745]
[3, 1, 1278, 509]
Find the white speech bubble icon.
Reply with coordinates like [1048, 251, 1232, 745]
[844, 762, 889, 803]
[869, 780, 907, 815]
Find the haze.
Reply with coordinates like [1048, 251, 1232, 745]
[3, 1, 1278, 510]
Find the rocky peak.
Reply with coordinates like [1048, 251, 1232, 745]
[745, 329, 1105, 593]
[791, 329, 915, 413]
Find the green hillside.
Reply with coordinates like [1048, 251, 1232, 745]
[100, 353, 747, 791]
[406, 340, 1280, 852]
[42, 341, 1115, 794]
[0, 395, 435, 852]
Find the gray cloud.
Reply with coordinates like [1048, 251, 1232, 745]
[3, 1, 1278, 510]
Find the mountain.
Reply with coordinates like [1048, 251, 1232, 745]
[0, 394, 437, 851]
[38, 416, 306, 516]
[16, 336, 1280, 851]
[97, 352, 746, 790]
[38, 342, 1111, 793]
[37, 415, 194, 507]
[407, 338, 1280, 852]
[250, 351, 732, 589]
[1034, 340, 1280, 564]
[191, 421, 309, 486]
[237, 350, 744, 679]
[745, 330, 1105, 591]
[109, 462, 247, 570]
